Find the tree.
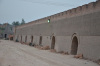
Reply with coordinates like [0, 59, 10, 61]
[12, 21, 16, 25]
[12, 18, 25, 26]
[12, 21, 20, 26]
[16, 21, 20, 26]
[21, 18, 25, 25]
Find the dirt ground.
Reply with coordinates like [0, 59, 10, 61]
[0, 40, 99, 66]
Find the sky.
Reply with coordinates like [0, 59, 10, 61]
[0, 0, 96, 24]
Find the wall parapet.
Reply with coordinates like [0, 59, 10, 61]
[16, 0, 100, 29]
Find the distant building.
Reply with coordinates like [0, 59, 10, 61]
[0, 23, 14, 39]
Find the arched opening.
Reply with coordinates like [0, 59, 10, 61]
[39, 36, 42, 45]
[31, 36, 33, 43]
[51, 36, 55, 49]
[5, 34, 7, 38]
[25, 36, 27, 42]
[71, 36, 78, 55]
[21, 36, 22, 42]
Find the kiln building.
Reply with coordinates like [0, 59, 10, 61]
[14, 1, 100, 61]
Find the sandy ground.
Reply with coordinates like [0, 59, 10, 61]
[0, 40, 99, 66]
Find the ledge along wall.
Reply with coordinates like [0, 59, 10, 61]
[15, 1, 100, 60]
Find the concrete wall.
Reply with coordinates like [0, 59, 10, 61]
[14, 1, 100, 60]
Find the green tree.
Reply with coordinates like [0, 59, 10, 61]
[12, 21, 16, 25]
[21, 18, 25, 25]
[12, 21, 20, 26]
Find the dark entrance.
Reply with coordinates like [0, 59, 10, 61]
[5, 34, 7, 38]
[71, 36, 78, 55]
[51, 36, 55, 49]
[21, 36, 22, 42]
[31, 36, 33, 43]
[25, 36, 27, 42]
[39, 36, 42, 45]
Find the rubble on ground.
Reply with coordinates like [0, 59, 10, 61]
[58, 51, 69, 55]
[96, 59, 100, 65]
[43, 46, 50, 50]
[20, 42, 25, 44]
[74, 54, 83, 59]
[50, 49, 56, 53]
[35, 45, 50, 50]
[62, 52, 69, 55]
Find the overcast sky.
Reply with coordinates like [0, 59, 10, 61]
[0, 0, 96, 24]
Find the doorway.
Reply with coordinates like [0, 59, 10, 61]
[39, 36, 42, 45]
[71, 36, 78, 55]
[5, 34, 7, 38]
[31, 36, 33, 43]
[21, 36, 22, 42]
[51, 36, 55, 49]
[25, 36, 27, 42]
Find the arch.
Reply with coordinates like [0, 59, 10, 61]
[31, 36, 33, 43]
[51, 36, 55, 49]
[25, 36, 27, 42]
[21, 35, 22, 42]
[39, 36, 42, 45]
[71, 36, 78, 55]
